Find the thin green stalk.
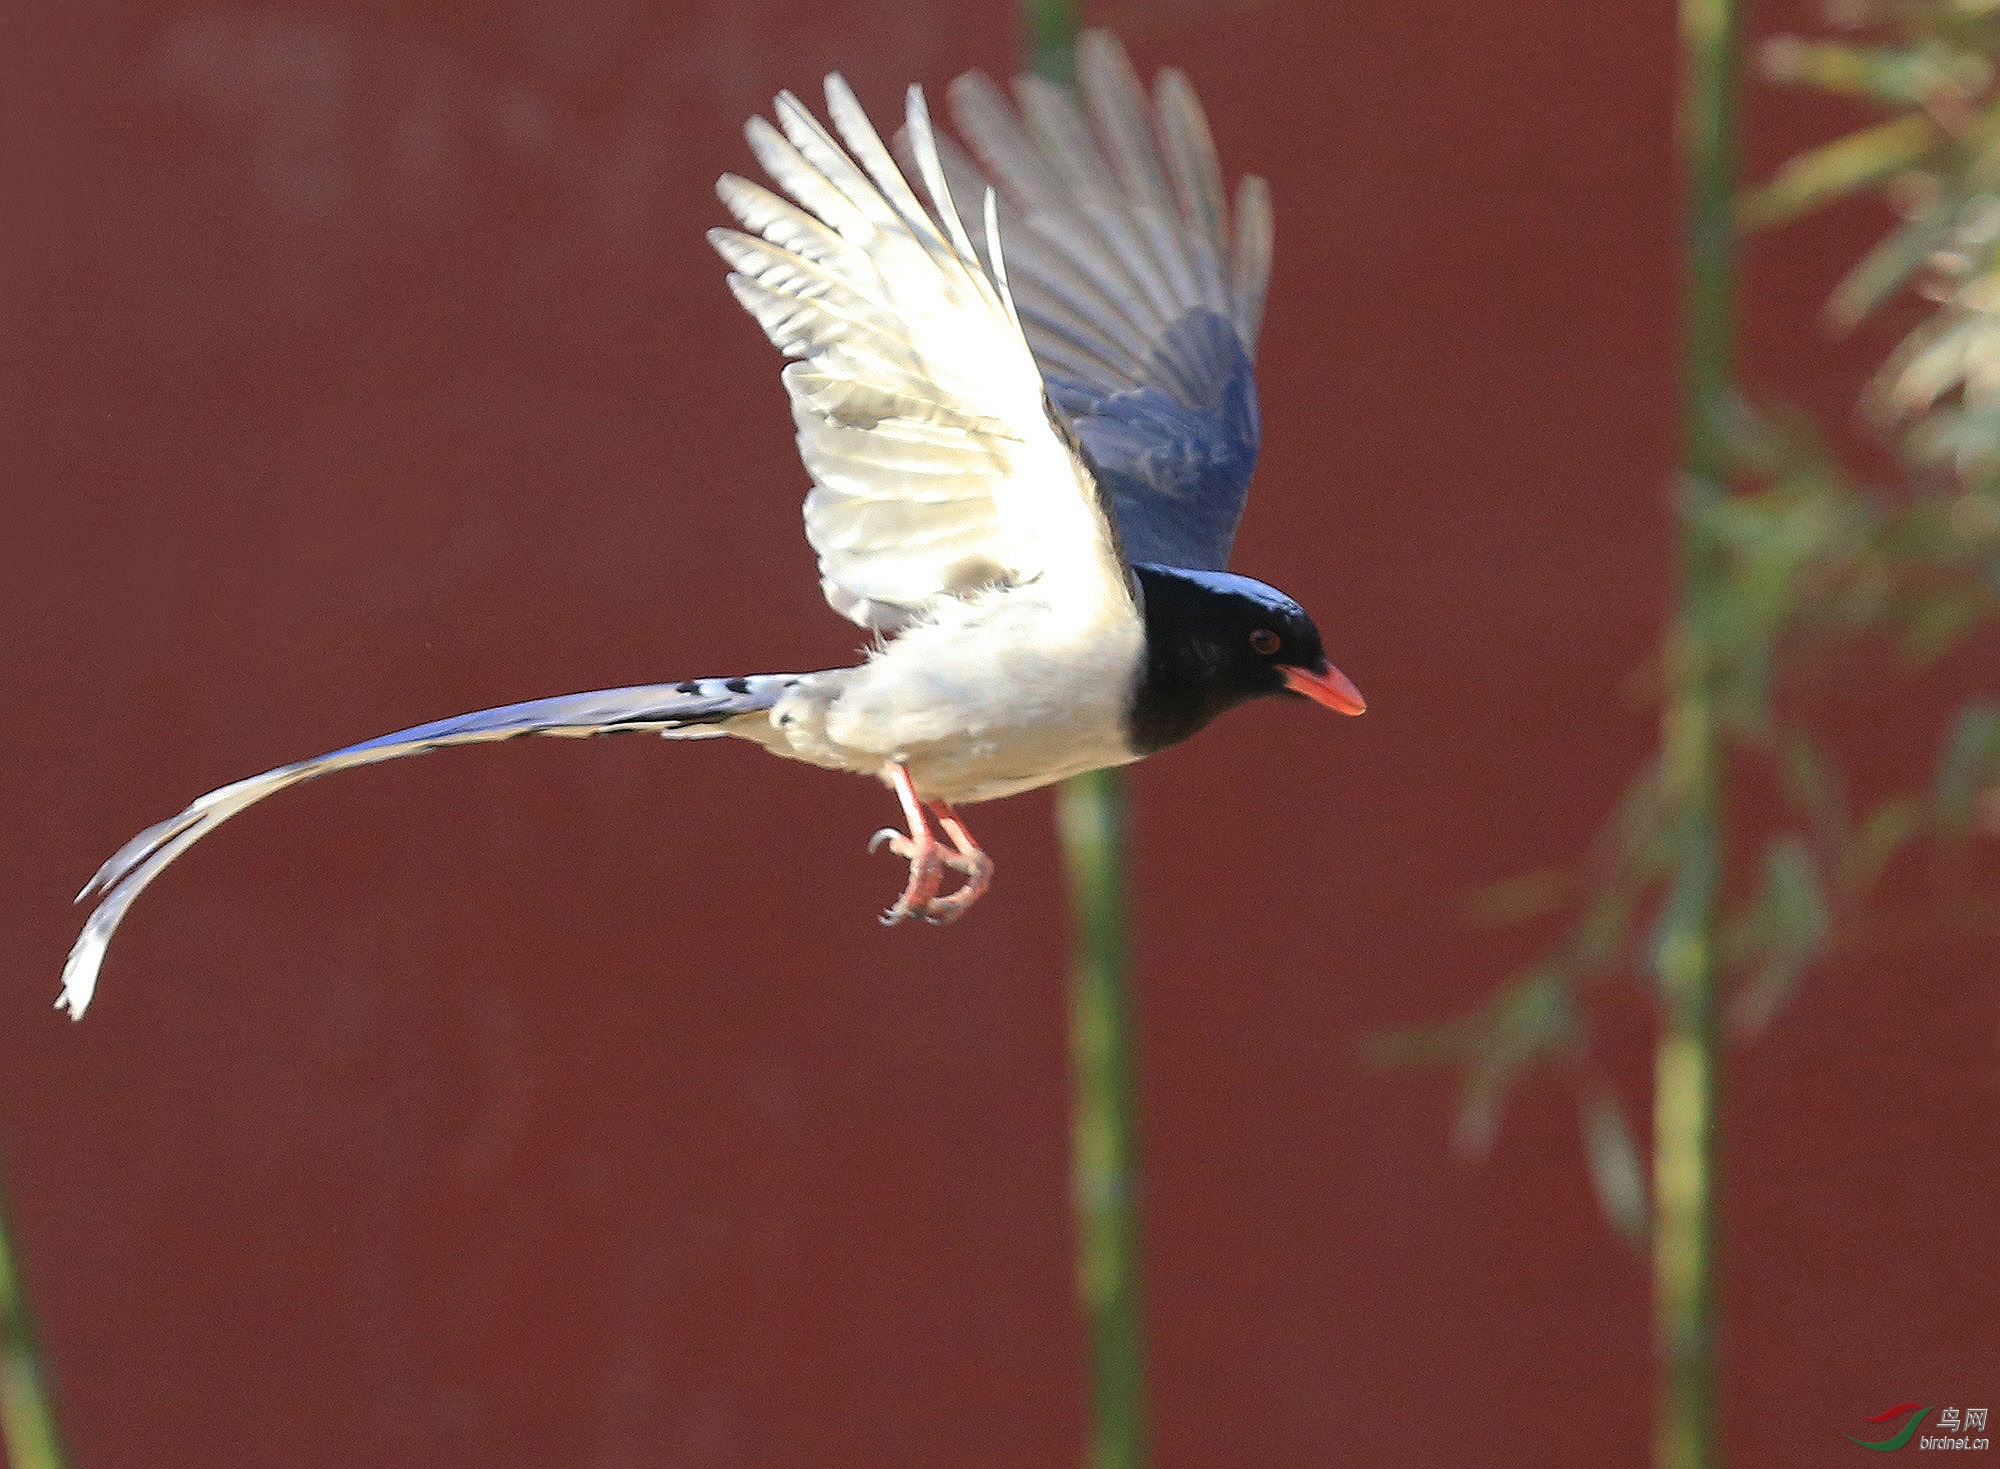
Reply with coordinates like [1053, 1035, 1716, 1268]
[0, 1160, 68, 1469]
[1022, 0, 1080, 84]
[1024, 12, 1142, 1466]
[1656, 0, 1741, 1462]
[1058, 768, 1144, 1469]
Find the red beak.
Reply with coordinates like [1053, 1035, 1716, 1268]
[1281, 662, 1367, 716]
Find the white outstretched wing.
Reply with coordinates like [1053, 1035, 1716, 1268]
[713, 80, 1131, 632]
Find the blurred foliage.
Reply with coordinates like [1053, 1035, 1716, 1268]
[0, 1164, 67, 1469]
[1747, 0, 2000, 499]
[1383, 0, 2000, 1244]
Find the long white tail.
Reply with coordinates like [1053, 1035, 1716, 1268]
[60, 674, 808, 1019]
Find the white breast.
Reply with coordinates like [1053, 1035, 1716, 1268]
[763, 581, 1146, 805]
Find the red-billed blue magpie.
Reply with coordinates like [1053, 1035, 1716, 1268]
[60, 31, 1363, 1019]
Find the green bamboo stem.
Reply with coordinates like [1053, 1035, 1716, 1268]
[1656, 0, 1741, 1461]
[0, 1160, 67, 1469]
[1022, 0, 1080, 84]
[1017, 9, 1144, 1463]
[1058, 768, 1144, 1469]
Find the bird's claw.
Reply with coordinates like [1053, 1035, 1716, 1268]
[870, 826, 988, 925]
[915, 848, 992, 925]
[869, 827, 978, 874]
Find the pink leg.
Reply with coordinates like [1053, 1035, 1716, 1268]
[868, 762, 948, 925]
[867, 767, 995, 925]
[919, 801, 995, 924]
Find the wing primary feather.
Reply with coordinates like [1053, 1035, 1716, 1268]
[710, 227, 895, 335]
[717, 173, 866, 274]
[1006, 216, 1165, 372]
[777, 85, 962, 285]
[746, 115, 872, 241]
[1010, 324, 1125, 384]
[772, 90, 907, 241]
[1011, 73, 1115, 198]
[1154, 68, 1233, 314]
[1130, 209, 1205, 342]
[725, 271, 910, 365]
[902, 85, 988, 292]
[1012, 76, 1175, 333]
[1080, 32, 1168, 218]
[914, 127, 1157, 380]
[952, 80, 1168, 356]
[1015, 76, 1187, 331]
[1154, 69, 1228, 249]
[927, 35, 1273, 572]
[947, 70, 1070, 215]
[1075, 33, 1204, 323]
[981, 186, 1025, 338]
[1231, 173, 1275, 348]
[824, 76, 965, 275]
[1075, 201, 1183, 333]
[910, 124, 1001, 271]
[1075, 32, 1174, 223]
[1008, 283, 1150, 383]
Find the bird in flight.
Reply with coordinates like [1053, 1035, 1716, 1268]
[58, 31, 1364, 1020]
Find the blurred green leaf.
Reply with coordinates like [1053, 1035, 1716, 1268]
[1884, 309, 2000, 421]
[1739, 113, 1940, 229]
[1460, 867, 1571, 928]
[1879, 492, 1969, 558]
[1934, 699, 2000, 829]
[1497, 968, 1577, 1042]
[1830, 199, 1959, 330]
[1721, 836, 1827, 1032]
[1453, 1054, 1512, 1158]
[1451, 975, 1577, 1155]
[1604, 758, 1671, 872]
[1901, 585, 1989, 658]
[0, 1163, 67, 1469]
[1373, 968, 1577, 1156]
[1761, 36, 1992, 108]
[1578, 1088, 1651, 1241]
[1908, 404, 2000, 476]
[1690, 492, 1778, 548]
[1766, 835, 1832, 952]
[1365, 1016, 1477, 1069]
[1778, 731, 1849, 850]
[1715, 634, 1776, 735]
[1840, 796, 1925, 892]
[1573, 882, 1641, 973]
[1727, 950, 1812, 1033]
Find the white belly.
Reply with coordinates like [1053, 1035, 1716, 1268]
[755, 585, 1146, 805]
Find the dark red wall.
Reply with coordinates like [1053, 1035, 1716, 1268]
[5, 2, 1994, 1466]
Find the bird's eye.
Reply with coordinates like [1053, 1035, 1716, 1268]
[1249, 628, 1281, 656]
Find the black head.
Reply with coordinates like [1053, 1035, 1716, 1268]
[1126, 563, 1365, 755]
